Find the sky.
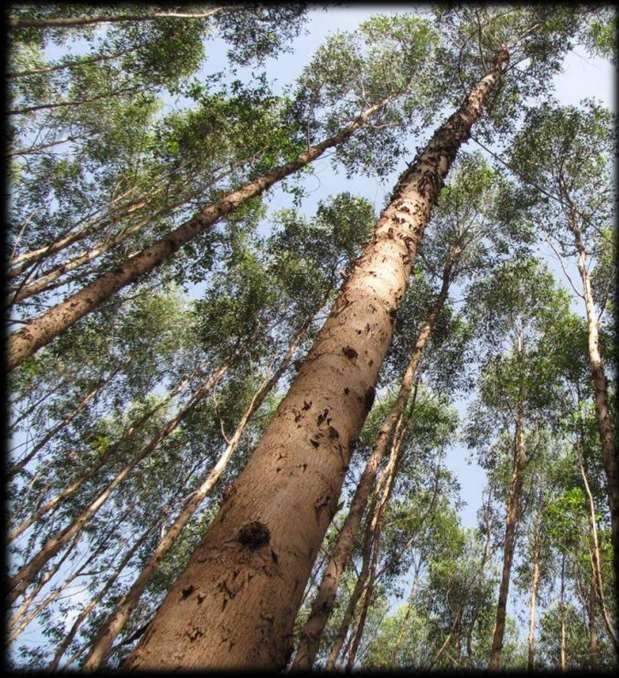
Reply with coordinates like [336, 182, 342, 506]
[10, 5, 615, 665]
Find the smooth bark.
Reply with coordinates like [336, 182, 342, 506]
[9, 8, 223, 30]
[489, 367, 526, 670]
[124, 51, 508, 670]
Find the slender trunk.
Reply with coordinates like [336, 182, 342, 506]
[325, 494, 379, 671]
[345, 408, 413, 671]
[9, 215, 152, 304]
[560, 554, 566, 671]
[9, 377, 68, 432]
[8, 527, 109, 643]
[7, 367, 226, 605]
[527, 543, 541, 670]
[84, 324, 309, 668]
[50, 527, 150, 669]
[9, 133, 94, 157]
[291, 254, 456, 669]
[588, 578, 599, 668]
[9, 371, 194, 542]
[8, 532, 80, 636]
[8, 192, 152, 279]
[124, 52, 509, 670]
[9, 43, 144, 78]
[573, 222, 619, 572]
[580, 460, 619, 652]
[9, 371, 114, 476]
[9, 8, 223, 30]
[7, 95, 394, 371]
[489, 374, 526, 670]
[430, 608, 463, 669]
[9, 84, 145, 116]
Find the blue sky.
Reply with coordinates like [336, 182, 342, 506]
[12, 5, 615, 664]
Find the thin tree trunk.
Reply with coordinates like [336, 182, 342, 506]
[9, 43, 144, 78]
[527, 542, 541, 670]
[588, 578, 599, 668]
[8, 191, 153, 279]
[124, 51, 509, 670]
[50, 527, 150, 669]
[7, 366, 226, 605]
[9, 377, 68, 432]
[9, 370, 195, 542]
[572, 220, 619, 573]
[9, 8, 224, 30]
[580, 459, 619, 653]
[9, 370, 115, 476]
[489, 360, 526, 670]
[430, 608, 463, 669]
[291, 252, 457, 669]
[7, 95, 395, 371]
[9, 84, 145, 116]
[560, 553, 566, 671]
[9, 215, 153, 304]
[83, 323, 309, 668]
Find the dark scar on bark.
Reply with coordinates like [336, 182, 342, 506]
[237, 521, 271, 550]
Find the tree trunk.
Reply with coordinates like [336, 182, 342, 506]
[7, 366, 226, 605]
[527, 542, 541, 670]
[559, 553, 566, 671]
[7, 95, 394, 371]
[83, 323, 309, 668]
[9, 370, 115, 477]
[573, 221, 619, 573]
[9, 216, 152, 304]
[580, 459, 619, 653]
[291, 252, 457, 669]
[9, 8, 223, 30]
[9, 43, 144, 79]
[488, 373, 526, 670]
[9, 84, 145, 116]
[9, 370, 195, 542]
[124, 51, 509, 671]
[587, 578, 599, 669]
[50, 527, 150, 669]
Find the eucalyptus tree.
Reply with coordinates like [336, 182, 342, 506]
[7, 14, 445, 369]
[291, 152, 506, 669]
[123, 9, 588, 665]
[507, 101, 617, 558]
[465, 257, 572, 669]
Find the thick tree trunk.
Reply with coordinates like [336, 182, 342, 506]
[7, 366, 226, 605]
[488, 379, 526, 670]
[9, 371, 194, 542]
[573, 223, 619, 570]
[83, 323, 309, 668]
[291, 254, 456, 669]
[124, 52, 509, 671]
[7, 96, 393, 371]
[9, 8, 223, 30]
